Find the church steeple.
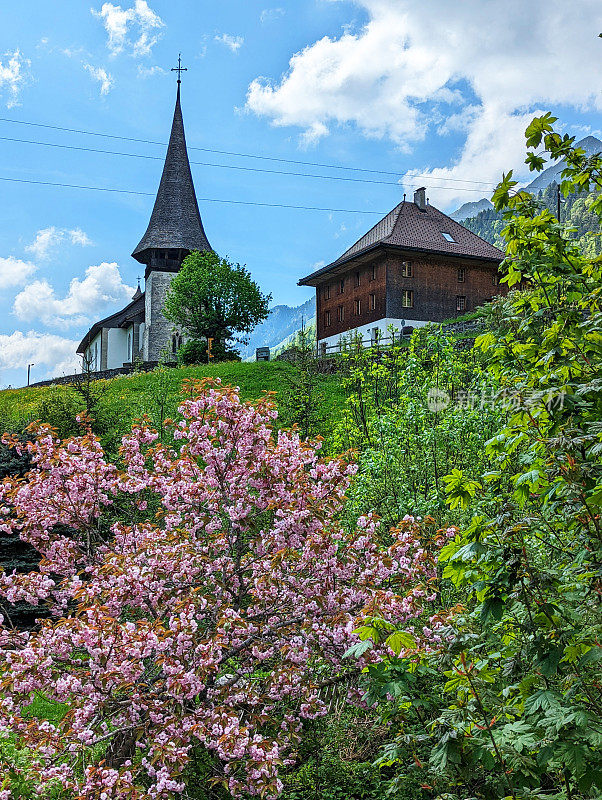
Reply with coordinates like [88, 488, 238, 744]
[132, 67, 212, 268]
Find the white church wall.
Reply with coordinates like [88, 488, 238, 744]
[106, 328, 129, 370]
[84, 332, 103, 372]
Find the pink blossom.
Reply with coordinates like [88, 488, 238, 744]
[0, 379, 443, 799]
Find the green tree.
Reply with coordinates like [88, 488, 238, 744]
[164, 250, 271, 360]
[357, 117, 602, 800]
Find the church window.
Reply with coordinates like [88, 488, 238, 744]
[369, 293, 376, 311]
[458, 268, 466, 282]
[401, 262, 413, 277]
[456, 295, 467, 312]
[128, 333, 132, 361]
[324, 310, 331, 327]
[402, 290, 414, 308]
[337, 305, 344, 322]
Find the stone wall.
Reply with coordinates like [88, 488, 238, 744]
[28, 361, 173, 388]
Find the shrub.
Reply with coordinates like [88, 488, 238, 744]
[0, 379, 444, 799]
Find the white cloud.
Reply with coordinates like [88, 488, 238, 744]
[92, 0, 165, 57]
[0, 257, 36, 290]
[0, 49, 31, 108]
[246, 0, 602, 205]
[260, 8, 285, 24]
[13, 262, 135, 328]
[0, 331, 80, 382]
[84, 63, 113, 95]
[26, 227, 94, 261]
[137, 64, 165, 78]
[215, 34, 244, 53]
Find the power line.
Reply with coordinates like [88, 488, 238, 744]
[0, 115, 498, 189]
[0, 134, 494, 192]
[0, 175, 388, 213]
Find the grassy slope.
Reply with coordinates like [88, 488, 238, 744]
[0, 361, 347, 443]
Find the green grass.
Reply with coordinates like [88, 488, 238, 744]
[0, 361, 347, 447]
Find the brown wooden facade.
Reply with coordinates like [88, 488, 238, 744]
[300, 191, 506, 343]
[314, 249, 505, 341]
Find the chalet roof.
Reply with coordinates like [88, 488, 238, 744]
[132, 85, 211, 263]
[298, 200, 504, 286]
[76, 291, 145, 354]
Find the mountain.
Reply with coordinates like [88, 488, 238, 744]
[462, 181, 602, 255]
[525, 135, 602, 192]
[450, 198, 493, 221]
[450, 136, 602, 222]
[238, 298, 315, 360]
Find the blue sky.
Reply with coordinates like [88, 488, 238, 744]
[0, 0, 601, 387]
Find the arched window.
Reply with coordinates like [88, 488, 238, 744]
[128, 333, 132, 361]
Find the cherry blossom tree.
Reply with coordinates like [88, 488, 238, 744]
[0, 380, 443, 799]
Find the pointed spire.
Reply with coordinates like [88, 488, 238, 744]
[132, 277, 142, 299]
[132, 80, 212, 264]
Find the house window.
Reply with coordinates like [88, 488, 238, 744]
[456, 296, 467, 312]
[354, 271, 361, 287]
[337, 305, 345, 322]
[369, 293, 376, 311]
[402, 290, 414, 308]
[442, 232, 456, 243]
[320, 342, 327, 357]
[323, 284, 331, 300]
[370, 265, 377, 281]
[458, 268, 466, 283]
[354, 299, 362, 315]
[492, 273, 500, 285]
[401, 262, 413, 277]
[339, 278, 345, 294]
[324, 310, 331, 327]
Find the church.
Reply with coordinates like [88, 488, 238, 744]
[77, 76, 211, 370]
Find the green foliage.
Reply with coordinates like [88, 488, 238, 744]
[464, 178, 601, 256]
[164, 250, 271, 349]
[278, 327, 326, 440]
[358, 118, 602, 800]
[178, 338, 241, 364]
[334, 327, 503, 528]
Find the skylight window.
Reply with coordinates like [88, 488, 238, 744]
[442, 232, 456, 243]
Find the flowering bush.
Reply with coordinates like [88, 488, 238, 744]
[0, 380, 441, 799]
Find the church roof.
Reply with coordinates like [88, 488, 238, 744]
[298, 199, 504, 286]
[76, 291, 145, 354]
[132, 85, 211, 262]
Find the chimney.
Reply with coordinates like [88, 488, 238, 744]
[414, 186, 427, 211]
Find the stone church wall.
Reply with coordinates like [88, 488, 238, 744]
[144, 271, 177, 362]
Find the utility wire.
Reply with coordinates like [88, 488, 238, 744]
[0, 134, 494, 193]
[0, 176, 388, 213]
[0, 115, 498, 189]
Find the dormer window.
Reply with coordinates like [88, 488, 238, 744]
[442, 232, 456, 243]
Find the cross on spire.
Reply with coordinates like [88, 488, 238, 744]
[171, 54, 187, 84]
